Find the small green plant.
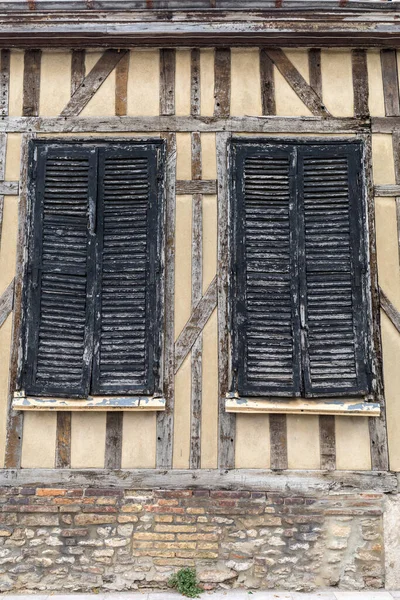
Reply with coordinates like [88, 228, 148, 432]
[168, 567, 203, 598]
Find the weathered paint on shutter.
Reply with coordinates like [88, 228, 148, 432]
[231, 143, 302, 397]
[231, 139, 371, 399]
[298, 144, 370, 397]
[24, 144, 97, 397]
[91, 144, 162, 395]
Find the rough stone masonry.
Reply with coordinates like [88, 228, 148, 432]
[0, 486, 385, 593]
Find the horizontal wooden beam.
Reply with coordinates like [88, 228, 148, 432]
[372, 116, 400, 133]
[0, 181, 18, 195]
[0, 467, 396, 494]
[0, 8, 399, 48]
[374, 184, 400, 197]
[12, 392, 166, 411]
[0, 2, 396, 11]
[225, 397, 381, 417]
[0, 116, 369, 134]
[176, 180, 217, 195]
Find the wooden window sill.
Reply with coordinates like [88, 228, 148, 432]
[225, 395, 380, 417]
[12, 392, 166, 411]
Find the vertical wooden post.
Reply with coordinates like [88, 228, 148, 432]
[5, 133, 35, 469]
[352, 49, 369, 119]
[115, 51, 130, 117]
[363, 133, 389, 472]
[381, 49, 400, 117]
[308, 48, 322, 98]
[260, 48, 276, 116]
[71, 50, 86, 96]
[157, 49, 177, 468]
[270, 414, 288, 471]
[22, 50, 41, 117]
[217, 131, 235, 469]
[214, 48, 231, 118]
[190, 49, 202, 470]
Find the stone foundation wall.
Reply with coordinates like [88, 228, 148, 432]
[0, 486, 385, 593]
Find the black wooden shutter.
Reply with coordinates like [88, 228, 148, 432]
[231, 140, 370, 399]
[24, 145, 97, 397]
[91, 145, 161, 395]
[298, 144, 369, 396]
[232, 144, 302, 397]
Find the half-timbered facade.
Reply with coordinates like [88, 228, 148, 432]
[0, 0, 400, 593]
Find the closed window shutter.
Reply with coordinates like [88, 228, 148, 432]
[91, 146, 160, 395]
[299, 145, 369, 396]
[232, 145, 301, 397]
[24, 146, 97, 397]
[232, 140, 370, 399]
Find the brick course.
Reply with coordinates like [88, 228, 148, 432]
[0, 486, 385, 593]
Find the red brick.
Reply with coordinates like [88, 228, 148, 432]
[36, 488, 67, 497]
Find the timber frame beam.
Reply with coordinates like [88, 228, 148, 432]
[0, 468, 396, 495]
[0, 7, 399, 48]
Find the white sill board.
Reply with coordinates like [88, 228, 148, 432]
[225, 397, 381, 417]
[12, 392, 166, 411]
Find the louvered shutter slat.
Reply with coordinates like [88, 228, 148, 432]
[24, 148, 96, 397]
[92, 148, 159, 395]
[299, 148, 368, 396]
[233, 148, 301, 396]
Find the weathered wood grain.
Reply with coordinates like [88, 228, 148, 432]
[23, 50, 41, 117]
[352, 49, 369, 119]
[55, 412, 71, 469]
[0, 50, 10, 117]
[115, 51, 130, 117]
[0, 182, 19, 195]
[260, 48, 276, 116]
[5, 133, 34, 469]
[308, 48, 322, 98]
[374, 184, 400, 197]
[191, 48, 201, 117]
[0, 279, 14, 330]
[156, 133, 176, 469]
[216, 131, 235, 469]
[71, 49, 85, 96]
[174, 277, 217, 374]
[0, 467, 396, 494]
[319, 415, 336, 471]
[61, 50, 128, 117]
[362, 133, 389, 472]
[269, 414, 288, 471]
[392, 130, 400, 269]
[190, 128, 202, 470]
[381, 49, 400, 117]
[3, 7, 399, 50]
[176, 180, 217, 195]
[266, 49, 330, 117]
[214, 48, 230, 118]
[105, 413, 123, 470]
[380, 287, 400, 334]
[0, 115, 369, 134]
[0, 133, 6, 252]
[160, 49, 176, 116]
